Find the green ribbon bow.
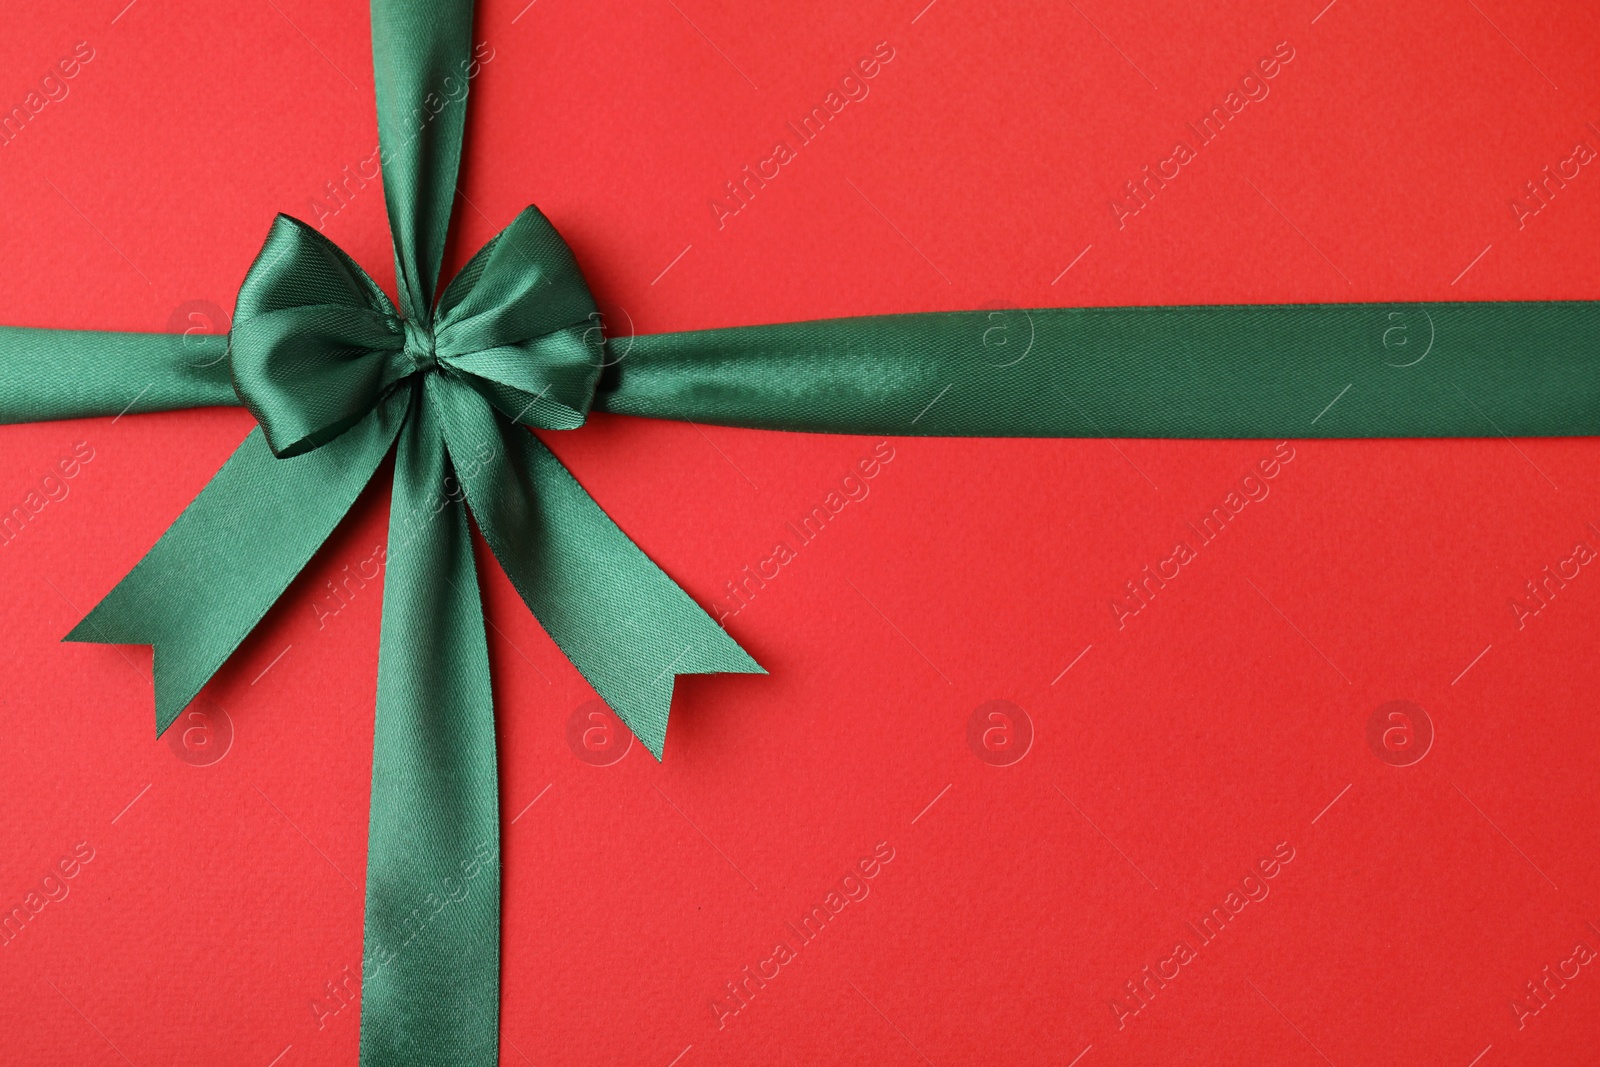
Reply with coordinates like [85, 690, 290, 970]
[1, 0, 1596, 1063]
[62, 200, 758, 1061]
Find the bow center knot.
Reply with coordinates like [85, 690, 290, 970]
[402, 317, 438, 375]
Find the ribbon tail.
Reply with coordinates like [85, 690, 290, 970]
[593, 301, 1600, 438]
[428, 376, 762, 759]
[65, 389, 407, 733]
[360, 391, 499, 1067]
[0, 325, 236, 424]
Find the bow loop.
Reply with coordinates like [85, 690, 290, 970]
[230, 215, 412, 457]
[433, 205, 604, 430]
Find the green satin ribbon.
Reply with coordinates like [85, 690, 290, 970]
[600, 301, 1600, 437]
[0, 0, 1595, 1063]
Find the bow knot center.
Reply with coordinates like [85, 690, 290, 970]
[402, 318, 439, 374]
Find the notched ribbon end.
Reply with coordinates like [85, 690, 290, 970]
[60, 617, 194, 738]
[615, 635, 767, 762]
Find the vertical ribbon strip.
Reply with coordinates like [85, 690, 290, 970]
[363, 2, 498, 1061]
[361, 389, 501, 1067]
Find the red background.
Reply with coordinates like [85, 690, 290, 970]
[2, 0, 1599, 1064]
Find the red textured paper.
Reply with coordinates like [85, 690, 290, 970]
[2, 1, 1599, 1064]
